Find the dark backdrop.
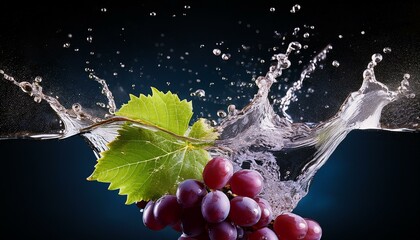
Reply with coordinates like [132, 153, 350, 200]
[0, 1, 419, 239]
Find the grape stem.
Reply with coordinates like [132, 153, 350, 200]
[80, 116, 216, 146]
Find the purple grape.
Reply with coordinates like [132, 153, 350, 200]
[142, 201, 165, 230]
[229, 196, 261, 227]
[201, 190, 230, 223]
[202, 157, 233, 190]
[253, 197, 273, 229]
[248, 227, 279, 240]
[177, 179, 207, 208]
[181, 206, 206, 237]
[153, 195, 182, 226]
[229, 169, 263, 198]
[208, 221, 237, 240]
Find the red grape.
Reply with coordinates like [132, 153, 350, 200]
[229, 196, 261, 227]
[253, 197, 273, 229]
[177, 179, 207, 208]
[229, 169, 263, 198]
[273, 212, 308, 240]
[201, 190, 230, 223]
[202, 157, 233, 190]
[208, 221, 237, 240]
[181, 206, 206, 237]
[153, 195, 182, 226]
[303, 218, 322, 240]
[142, 201, 165, 230]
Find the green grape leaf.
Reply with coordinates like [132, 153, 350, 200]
[88, 88, 218, 204]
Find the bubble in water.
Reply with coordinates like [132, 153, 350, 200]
[290, 4, 301, 13]
[86, 36, 93, 43]
[383, 47, 392, 54]
[101, 8, 107, 12]
[213, 48, 221, 56]
[34, 76, 43, 83]
[150, 12, 156, 16]
[217, 110, 227, 118]
[191, 89, 205, 98]
[371, 53, 383, 63]
[303, 32, 310, 38]
[270, 7, 276, 12]
[63, 43, 70, 48]
[221, 53, 231, 60]
[332, 60, 340, 67]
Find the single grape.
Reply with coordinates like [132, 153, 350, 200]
[208, 221, 237, 240]
[273, 213, 308, 240]
[201, 190, 230, 223]
[153, 195, 182, 226]
[142, 201, 165, 230]
[303, 218, 322, 240]
[248, 227, 279, 240]
[229, 196, 261, 227]
[229, 169, 263, 198]
[253, 197, 273, 229]
[181, 206, 206, 237]
[177, 179, 207, 208]
[202, 157, 233, 190]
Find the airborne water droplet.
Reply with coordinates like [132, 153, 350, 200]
[34, 76, 43, 83]
[100, 8, 107, 12]
[213, 48, 221, 56]
[63, 43, 70, 48]
[383, 47, 392, 54]
[303, 32, 310, 38]
[270, 7, 276, 12]
[191, 89, 205, 98]
[86, 36, 93, 43]
[221, 53, 231, 60]
[371, 53, 383, 63]
[332, 60, 340, 67]
[217, 110, 227, 118]
[150, 12, 156, 16]
[290, 4, 301, 13]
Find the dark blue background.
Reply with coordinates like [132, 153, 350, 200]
[0, 1, 419, 239]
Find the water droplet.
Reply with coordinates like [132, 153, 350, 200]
[290, 4, 301, 13]
[74, 48, 79, 52]
[86, 36, 93, 43]
[67, 33, 73, 38]
[371, 53, 383, 63]
[34, 76, 42, 83]
[288, 41, 302, 51]
[221, 53, 231, 60]
[270, 7, 276, 12]
[213, 48, 221, 56]
[227, 104, 236, 114]
[191, 89, 205, 98]
[403, 73, 410, 80]
[383, 47, 392, 54]
[113, 72, 118, 76]
[184, 5, 191, 9]
[292, 27, 300, 35]
[217, 110, 227, 118]
[72, 103, 82, 112]
[332, 60, 340, 67]
[338, 34, 343, 39]
[303, 32, 310, 38]
[150, 12, 156, 16]
[96, 102, 106, 108]
[200, 44, 205, 48]
[87, 28, 93, 32]
[361, 30, 365, 35]
[63, 43, 70, 48]
[100, 8, 107, 12]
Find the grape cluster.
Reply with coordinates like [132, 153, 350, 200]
[138, 157, 322, 240]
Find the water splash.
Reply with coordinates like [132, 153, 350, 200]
[0, 40, 418, 216]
